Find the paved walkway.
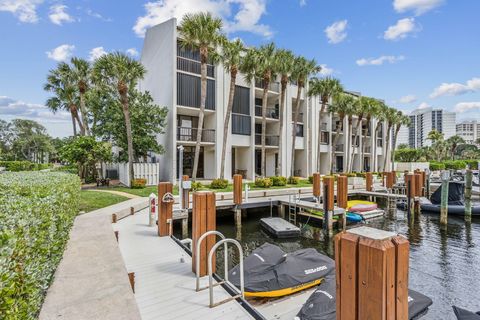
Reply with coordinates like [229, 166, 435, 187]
[86, 189, 141, 199]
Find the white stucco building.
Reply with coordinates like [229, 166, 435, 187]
[456, 120, 480, 145]
[139, 18, 391, 182]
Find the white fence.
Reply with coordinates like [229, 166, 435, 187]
[395, 162, 429, 172]
[104, 162, 160, 187]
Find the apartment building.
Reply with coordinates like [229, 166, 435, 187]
[396, 107, 456, 148]
[456, 120, 480, 145]
[139, 18, 390, 182]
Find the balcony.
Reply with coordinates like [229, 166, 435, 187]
[364, 146, 372, 153]
[255, 80, 280, 92]
[377, 139, 383, 147]
[255, 105, 279, 119]
[177, 127, 215, 143]
[255, 134, 279, 146]
[320, 132, 329, 144]
[231, 113, 251, 135]
[320, 123, 328, 131]
[177, 56, 214, 78]
[292, 112, 304, 122]
[335, 144, 344, 152]
[362, 128, 371, 136]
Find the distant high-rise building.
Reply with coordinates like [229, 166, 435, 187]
[456, 120, 480, 145]
[396, 107, 456, 148]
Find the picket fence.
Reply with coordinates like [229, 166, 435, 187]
[103, 162, 160, 187]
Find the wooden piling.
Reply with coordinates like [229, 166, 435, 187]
[158, 182, 173, 237]
[365, 172, 373, 191]
[233, 174, 243, 205]
[386, 172, 394, 189]
[313, 172, 321, 198]
[420, 171, 426, 196]
[182, 175, 190, 209]
[112, 213, 117, 224]
[337, 176, 348, 230]
[465, 169, 473, 222]
[335, 227, 409, 320]
[323, 176, 334, 236]
[192, 191, 216, 276]
[440, 171, 449, 225]
[405, 174, 415, 220]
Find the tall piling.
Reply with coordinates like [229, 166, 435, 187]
[365, 172, 373, 191]
[181, 175, 190, 209]
[233, 174, 243, 231]
[465, 169, 473, 222]
[440, 170, 449, 226]
[192, 191, 216, 276]
[323, 176, 334, 236]
[158, 182, 173, 237]
[337, 176, 348, 230]
[313, 172, 321, 200]
[405, 174, 415, 222]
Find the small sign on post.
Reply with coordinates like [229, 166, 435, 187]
[148, 193, 157, 227]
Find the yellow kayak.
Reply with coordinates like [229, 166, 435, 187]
[347, 200, 378, 212]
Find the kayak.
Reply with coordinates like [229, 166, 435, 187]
[346, 212, 363, 222]
[347, 200, 378, 213]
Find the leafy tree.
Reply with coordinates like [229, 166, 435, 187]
[395, 148, 420, 162]
[382, 107, 399, 171]
[391, 112, 411, 169]
[0, 119, 13, 160]
[329, 93, 354, 173]
[9, 119, 53, 162]
[427, 129, 444, 144]
[446, 135, 465, 160]
[397, 143, 409, 150]
[70, 57, 92, 135]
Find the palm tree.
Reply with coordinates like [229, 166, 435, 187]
[290, 57, 320, 177]
[360, 97, 380, 172]
[92, 52, 146, 185]
[346, 96, 363, 173]
[178, 12, 223, 180]
[274, 49, 295, 176]
[44, 64, 83, 136]
[391, 112, 411, 170]
[446, 135, 465, 160]
[372, 101, 387, 172]
[70, 57, 92, 136]
[219, 38, 245, 179]
[308, 77, 343, 172]
[382, 107, 399, 172]
[427, 129, 444, 144]
[243, 43, 277, 177]
[329, 93, 354, 173]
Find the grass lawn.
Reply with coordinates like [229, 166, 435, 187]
[80, 190, 129, 213]
[106, 179, 312, 197]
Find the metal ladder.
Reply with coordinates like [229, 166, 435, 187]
[195, 231, 245, 308]
[288, 193, 298, 224]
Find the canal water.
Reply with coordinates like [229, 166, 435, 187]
[178, 206, 480, 319]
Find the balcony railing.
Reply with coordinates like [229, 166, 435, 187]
[177, 127, 215, 143]
[364, 146, 372, 153]
[320, 123, 328, 131]
[177, 57, 214, 78]
[255, 105, 279, 119]
[255, 80, 280, 92]
[335, 144, 344, 152]
[320, 132, 329, 144]
[377, 139, 383, 147]
[255, 134, 279, 146]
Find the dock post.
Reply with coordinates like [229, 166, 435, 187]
[313, 172, 321, 203]
[440, 170, 450, 226]
[158, 182, 173, 237]
[335, 227, 409, 320]
[192, 191, 216, 276]
[365, 172, 373, 191]
[182, 175, 190, 209]
[337, 176, 348, 231]
[233, 174, 243, 232]
[414, 173, 422, 215]
[420, 171, 426, 196]
[465, 169, 473, 222]
[425, 169, 431, 198]
[278, 204, 285, 219]
[323, 176, 334, 236]
[405, 174, 414, 222]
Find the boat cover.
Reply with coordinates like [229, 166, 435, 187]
[228, 243, 335, 297]
[453, 306, 480, 320]
[430, 182, 465, 205]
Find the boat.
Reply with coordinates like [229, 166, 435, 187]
[346, 212, 363, 223]
[260, 217, 301, 238]
[452, 306, 480, 319]
[228, 243, 335, 298]
[419, 182, 480, 216]
[347, 200, 378, 213]
[296, 276, 433, 320]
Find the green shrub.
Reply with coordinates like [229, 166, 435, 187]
[308, 176, 314, 184]
[191, 181, 204, 191]
[210, 178, 228, 189]
[429, 161, 446, 171]
[53, 164, 78, 174]
[465, 160, 479, 170]
[287, 176, 300, 184]
[0, 172, 80, 319]
[0, 161, 35, 171]
[131, 178, 147, 189]
[355, 172, 366, 178]
[270, 176, 287, 186]
[444, 160, 467, 170]
[255, 177, 272, 188]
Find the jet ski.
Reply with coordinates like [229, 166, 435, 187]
[452, 306, 480, 320]
[420, 182, 480, 215]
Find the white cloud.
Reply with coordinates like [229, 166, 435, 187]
[46, 44, 75, 62]
[454, 102, 480, 113]
[384, 18, 419, 41]
[393, 0, 444, 15]
[126, 48, 139, 57]
[133, 0, 271, 38]
[0, 95, 70, 121]
[324, 20, 348, 44]
[356, 55, 405, 66]
[299, 0, 306, 6]
[88, 46, 107, 61]
[430, 77, 480, 98]
[49, 4, 74, 25]
[398, 94, 417, 104]
[417, 102, 430, 109]
[319, 64, 334, 76]
[0, 0, 43, 23]
[86, 8, 112, 22]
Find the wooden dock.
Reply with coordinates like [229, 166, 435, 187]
[114, 209, 257, 320]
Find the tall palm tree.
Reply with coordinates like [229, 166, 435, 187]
[360, 97, 379, 172]
[345, 96, 359, 173]
[427, 129, 444, 144]
[391, 112, 411, 170]
[328, 93, 353, 173]
[70, 57, 92, 136]
[92, 52, 146, 185]
[219, 38, 245, 179]
[290, 57, 320, 177]
[382, 107, 399, 172]
[274, 49, 295, 176]
[446, 135, 465, 160]
[243, 43, 277, 177]
[372, 101, 387, 172]
[308, 77, 343, 172]
[44, 64, 83, 136]
[178, 12, 223, 180]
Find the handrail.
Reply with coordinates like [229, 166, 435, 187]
[208, 238, 244, 308]
[195, 231, 226, 291]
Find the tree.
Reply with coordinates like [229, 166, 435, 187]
[88, 87, 168, 161]
[308, 77, 343, 172]
[0, 119, 13, 160]
[395, 148, 420, 162]
[274, 49, 295, 175]
[290, 56, 320, 177]
[219, 38, 245, 179]
[427, 129, 444, 144]
[243, 43, 278, 177]
[382, 107, 399, 171]
[329, 93, 353, 173]
[92, 52, 146, 185]
[70, 57, 92, 136]
[44, 63, 84, 136]
[361, 98, 381, 172]
[345, 96, 360, 173]
[178, 12, 223, 180]
[372, 101, 387, 171]
[9, 119, 53, 162]
[391, 112, 411, 170]
[446, 135, 465, 160]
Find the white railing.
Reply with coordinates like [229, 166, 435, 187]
[118, 162, 160, 187]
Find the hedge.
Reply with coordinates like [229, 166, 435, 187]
[0, 172, 80, 319]
[0, 161, 53, 172]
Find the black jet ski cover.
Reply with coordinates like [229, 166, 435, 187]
[295, 275, 336, 320]
[228, 243, 335, 294]
[408, 289, 433, 319]
[430, 181, 465, 205]
[453, 306, 480, 320]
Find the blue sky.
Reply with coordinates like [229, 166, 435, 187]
[1, 0, 479, 137]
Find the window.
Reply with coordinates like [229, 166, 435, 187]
[177, 73, 215, 110]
